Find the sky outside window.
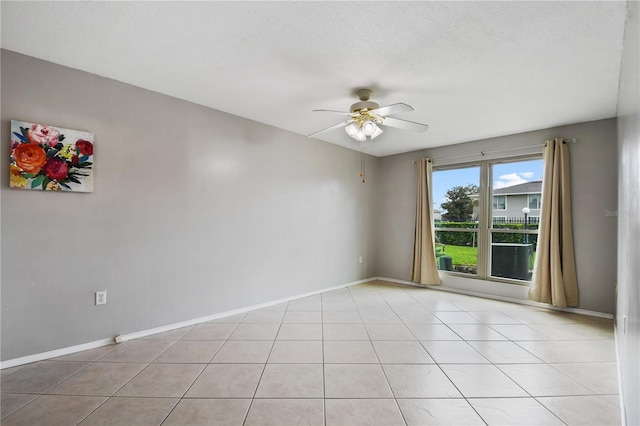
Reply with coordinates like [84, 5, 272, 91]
[433, 159, 543, 211]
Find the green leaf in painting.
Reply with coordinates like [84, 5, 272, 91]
[23, 173, 35, 178]
[31, 175, 44, 189]
[20, 126, 29, 138]
[43, 177, 51, 189]
[59, 134, 65, 142]
[68, 175, 81, 184]
[59, 181, 71, 190]
[46, 149, 59, 158]
[55, 143, 64, 150]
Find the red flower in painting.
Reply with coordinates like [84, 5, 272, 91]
[13, 143, 47, 173]
[76, 139, 93, 156]
[27, 124, 61, 147]
[43, 157, 69, 181]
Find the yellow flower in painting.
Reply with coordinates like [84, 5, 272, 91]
[46, 181, 62, 191]
[57, 144, 76, 160]
[10, 164, 28, 188]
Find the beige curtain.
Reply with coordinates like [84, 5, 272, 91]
[411, 158, 441, 285]
[529, 138, 579, 307]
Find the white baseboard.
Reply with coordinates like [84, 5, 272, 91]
[0, 277, 374, 369]
[114, 277, 372, 342]
[613, 324, 627, 425]
[375, 276, 614, 319]
[0, 338, 115, 369]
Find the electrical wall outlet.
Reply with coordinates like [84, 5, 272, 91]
[95, 290, 107, 305]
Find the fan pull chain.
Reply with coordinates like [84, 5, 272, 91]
[360, 141, 366, 183]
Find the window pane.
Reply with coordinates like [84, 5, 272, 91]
[435, 230, 478, 275]
[433, 166, 480, 276]
[528, 193, 541, 209]
[433, 166, 480, 226]
[490, 232, 538, 281]
[491, 159, 544, 228]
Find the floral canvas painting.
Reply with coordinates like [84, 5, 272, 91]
[10, 120, 94, 192]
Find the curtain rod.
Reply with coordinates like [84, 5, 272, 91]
[412, 138, 577, 164]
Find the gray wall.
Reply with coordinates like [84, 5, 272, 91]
[0, 50, 379, 361]
[616, 1, 639, 424]
[376, 119, 618, 314]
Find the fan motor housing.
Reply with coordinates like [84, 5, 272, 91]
[350, 101, 380, 113]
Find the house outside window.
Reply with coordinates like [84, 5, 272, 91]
[493, 195, 506, 210]
[492, 181, 542, 219]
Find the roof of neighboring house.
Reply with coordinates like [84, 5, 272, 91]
[493, 180, 542, 195]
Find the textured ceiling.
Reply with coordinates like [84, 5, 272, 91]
[0, 1, 628, 156]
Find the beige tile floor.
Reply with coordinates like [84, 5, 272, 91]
[1, 280, 621, 425]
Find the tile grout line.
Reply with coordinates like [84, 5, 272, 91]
[157, 331, 233, 423]
[120, 326, 217, 425]
[393, 283, 490, 426]
[321, 293, 327, 426]
[240, 310, 284, 425]
[22, 345, 125, 426]
[396, 282, 571, 424]
[152, 321, 242, 425]
[349, 285, 408, 426]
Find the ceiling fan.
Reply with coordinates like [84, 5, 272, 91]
[308, 88, 429, 141]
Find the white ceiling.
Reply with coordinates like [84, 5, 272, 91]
[1, 1, 628, 157]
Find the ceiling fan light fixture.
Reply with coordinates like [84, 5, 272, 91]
[361, 119, 378, 136]
[345, 121, 366, 141]
[345, 122, 360, 137]
[370, 125, 384, 140]
[353, 129, 366, 142]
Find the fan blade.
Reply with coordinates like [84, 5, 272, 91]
[308, 120, 350, 138]
[382, 116, 429, 133]
[312, 109, 352, 115]
[372, 102, 414, 117]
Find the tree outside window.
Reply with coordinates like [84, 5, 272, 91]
[441, 184, 479, 222]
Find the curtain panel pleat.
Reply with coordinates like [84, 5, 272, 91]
[411, 158, 441, 285]
[529, 138, 579, 307]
